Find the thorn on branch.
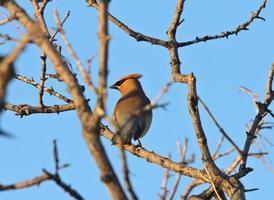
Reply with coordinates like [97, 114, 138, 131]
[245, 188, 259, 192]
[178, 18, 185, 26]
[256, 16, 266, 21]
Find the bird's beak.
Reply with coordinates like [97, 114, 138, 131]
[109, 84, 117, 89]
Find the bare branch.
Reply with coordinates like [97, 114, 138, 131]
[0, 174, 51, 191]
[38, 53, 47, 108]
[120, 146, 138, 200]
[43, 170, 84, 200]
[4, 102, 75, 116]
[50, 10, 70, 42]
[99, 124, 208, 180]
[168, 139, 192, 200]
[159, 154, 171, 200]
[198, 96, 242, 156]
[87, 1, 168, 47]
[0, 140, 84, 200]
[151, 80, 173, 107]
[240, 63, 274, 171]
[178, 0, 268, 47]
[181, 179, 204, 200]
[31, 0, 50, 35]
[54, 9, 98, 94]
[14, 74, 73, 103]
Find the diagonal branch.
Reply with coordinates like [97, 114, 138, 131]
[178, 0, 268, 47]
[0, 140, 84, 200]
[0, 174, 51, 191]
[87, 0, 168, 47]
[14, 74, 73, 103]
[99, 124, 208, 180]
[53, 9, 98, 94]
[198, 96, 242, 156]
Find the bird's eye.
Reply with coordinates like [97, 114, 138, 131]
[115, 79, 125, 86]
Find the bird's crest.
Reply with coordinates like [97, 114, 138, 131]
[118, 73, 142, 81]
[110, 73, 142, 89]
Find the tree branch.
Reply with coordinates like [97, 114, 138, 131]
[178, 0, 268, 47]
[4, 102, 75, 116]
[240, 63, 274, 171]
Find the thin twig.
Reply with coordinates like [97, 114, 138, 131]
[213, 147, 235, 160]
[168, 139, 187, 200]
[198, 96, 243, 156]
[0, 140, 83, 200]
[53, 139, 59, 172]
[212, 136, 225, 159]
[50, 10, 70, 41]
[180, 179, 204, 200]
[14, 74, 73, 103]
[201, 164, 222, 200]
[0, 174, 51, 191]
[150, 80, 173, 107]
[54, 9, 98, 95]
[159, 154, 171, 200]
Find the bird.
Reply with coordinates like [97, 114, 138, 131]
[110, 73, 152, 145]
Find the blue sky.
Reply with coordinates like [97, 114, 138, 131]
[0, 0, 273, 199]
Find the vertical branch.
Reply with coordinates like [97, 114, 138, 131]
[159, 154, 171, 200]
[166, 0, 246, 199]
[38, 54, 47, 108]
[167, 0, 187, 79]
[121, 147, 138, 200]
[31, 0, 50, 108]
[187, 75, 219, 174]
[83, 1, 128, 199]
[96, 0, 109, 116]
[168, 140, 185, 200]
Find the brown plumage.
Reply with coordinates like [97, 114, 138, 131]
[110, 73, 152, 145]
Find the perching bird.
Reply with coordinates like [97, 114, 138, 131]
[110, 73, 152, 145]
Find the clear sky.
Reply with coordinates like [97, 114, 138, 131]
[0, 0, 273, 200]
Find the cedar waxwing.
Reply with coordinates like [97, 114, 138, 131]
[110, 73, 152, 145]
